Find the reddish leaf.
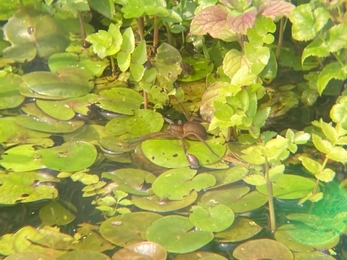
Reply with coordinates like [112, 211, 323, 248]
[190, 5, 236, 41]
[226, 8, 257, 35]
[260, 1, 295, 19]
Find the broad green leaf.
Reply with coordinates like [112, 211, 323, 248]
[289, 5, 330, 41]
[312, 134, 332, 154]
[330, 99, 347, 127]
[317, 62, 347, 95]
[298, 155, 321, 175]
[316, 168, 335, 183]
[269, 165, 285, 182]
[120, 27, 135, 54]
[39, 200, 76, 226]
[327, 24, 347, 53]
[89, 0, 115, 19]
[130, 63, 145, 82]
[302, 38, 330, 64]
[320, 120, 338, 143]
[132, 40, 147, 65]
[213, 101, 233, 121]
[252, 107, 270, 127]
[243, 172, 266, 185]
[0, 73, 24, 109]
[326, 146, 347, 163]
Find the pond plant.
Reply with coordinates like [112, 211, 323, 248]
[0, 0, 347, 259]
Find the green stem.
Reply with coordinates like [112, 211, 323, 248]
[110, 56, 116, 77]
[275, 18, 284, 60]
[264, 159, 276, 233]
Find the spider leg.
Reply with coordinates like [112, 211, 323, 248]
[183, 131, 219, 157]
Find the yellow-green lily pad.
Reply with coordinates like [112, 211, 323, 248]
[100, 212, 162, 247]
[0, 74, 24, 109]
[0, 171, 58, 204]
[21, 68, 93, 99]
[146, 215, 214, 254]
[132, 191, 198, 212]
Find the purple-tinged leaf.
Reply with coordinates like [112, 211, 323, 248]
[190, 5, 237, 41]
[260, 1, 295, 19]
[226, 8, 257, 35]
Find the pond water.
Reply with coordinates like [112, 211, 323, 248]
[0, 2, 347, 260]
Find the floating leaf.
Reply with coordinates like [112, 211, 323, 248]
[0, 171, 58, 204]
[39, 200, 76, 226]
[146, 215, 214, 253]
[189, 204, 234, 232]
[112, 241, 167, 260]
[0, 74, 24, 109]
[100, 212, 162, 247]
[152, 168, 215, 200]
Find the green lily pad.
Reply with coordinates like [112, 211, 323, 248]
[36, 94, 98, 120]
[112, 241, 167, 260]
[189, 204, 235, 232]
[102, 168, 156, 196]
[0, 171, 58, 204]
[0, 117, 52, 145]
[48, 52, 109, 77]
[100, 212, 162, 247]
[178, 56, 214, 82]
[63, 125, 106, 142]
[21, 68, 93, 99]
[3, 7, 68, 61]
[152, 168, 216, 200]
[215, 217, 263, 243]
[4, 252, 52, 260]
[201, 187, 268, 213]
[15, 115, 85, 133]
[39, 200, 76, 226]
[0, 145, 45, 172]
[56, 250, 110, 260]
[146, 215, 214, 254]
[132, 191, 198, 212]
[275, 224, 314, 252]
[96, 88, 143, 115]
[0, 74, 25, 109]
[99, 135, 135, 154]
[141, 137, 225, 168]
[2, 43, 36, 63]
[105, 109, 164, 138]
[37, 141, 97, 172]
[293, 251, 337, 260]
[207, 166, 249, 188]
[173, 251, 228, 260]
[12, 226, 66, 257]
[233, 238, 293, 260]
[256, 174, 316, 199]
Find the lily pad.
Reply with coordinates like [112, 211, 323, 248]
[189, 204, 235, 232]
[173, 251, 228, 260]
[178, 56, 214, 82]
[0, 171, 58, 204]
[3, 7, 68, 62]
[141, 138, 226, 168]
[256, 174, 316, 199]
[56, 250, 110, 260]
[0, 145, 45, 172]
[201, 187, 268, 213]
[207, 166, 249, 188]
[4, 252, 52, 260]
[37, 141, 97, 172]
[146, 215, 214, 253]
[0, 117, 52, 145]
[233, 238, 293, 260]
[48, 52, 109, 77]
[21, 68, 94, 99]
[15, 115, 85, 133]
[112, 241, 167, 260]
[100, 212, 162, 247]
[105, 109, 164, 138]
[132, 191, 198, 212]
[102, 168, 156, 196]
[152, 168, 216, 200]
[36, 94, 98, 121]
[0, 74, 24, 109]
[39, 200, 76, 226]
[96, 88, 143, 115]
[215, 217, 263, 243]
[293, 251, 337, 260]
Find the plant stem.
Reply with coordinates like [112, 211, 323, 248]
[264, 159, 276, 233]
[137, 17, 145, 41]
[77, 11, 87, 48]
[153, 16, 159, 48]
[275, 18, 284, 59]
[110, 56, 116, 77]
